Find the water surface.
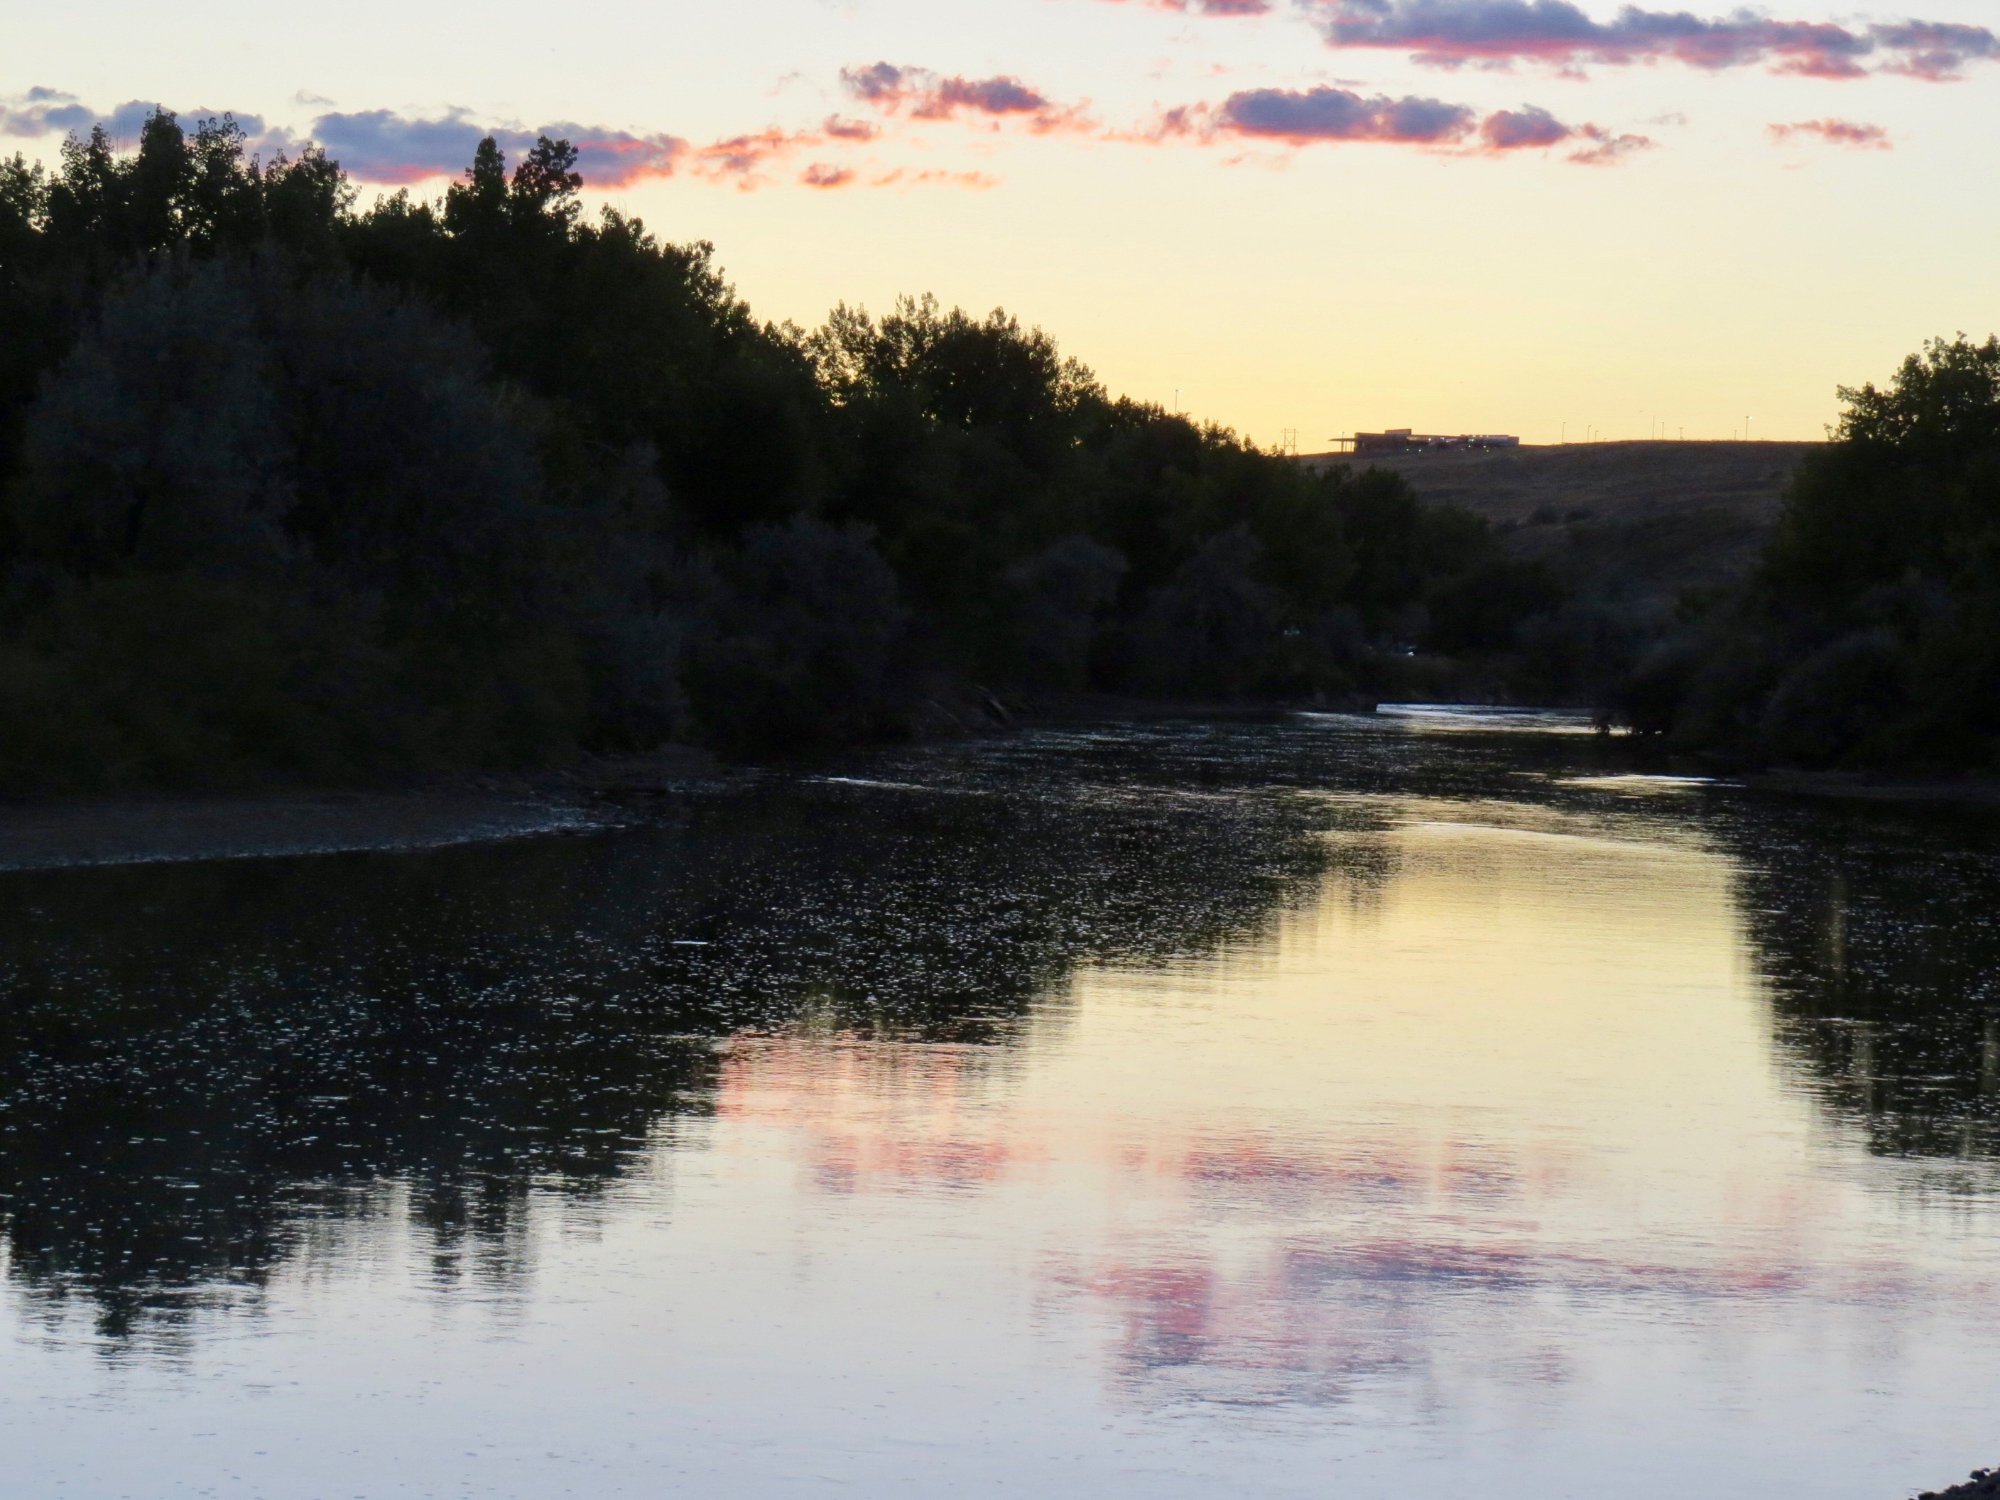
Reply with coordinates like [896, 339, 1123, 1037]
[2, 713, 1996, 1498]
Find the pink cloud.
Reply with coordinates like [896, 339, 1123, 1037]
[840, 62, 1093, 134]
[1566, 124, 1654, 163]
[1768, 117, 1892, 149]
[690, 127, 823, 187]
[821, 114, 880, 142]
[872, 167, 1002, 190]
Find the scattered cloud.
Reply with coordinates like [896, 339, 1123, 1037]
[870, 167, 1002, 189]
[822, 114, 880, 141]
[1768, 117, 1891, 149]
[1567, 126, 1654, 163]
[1155, 84, 1645, 162]
[1479, 103, 1569, 148]
[0, 94, 689, 188]
[688, 126, 821, 187]
[840, 62, 1092, 133]
[0, 90, 1007, 195]
[1310, 0, 1999, 79]
[309, 108, 687, 188]
[1171, 84, 1476, 143]
[0, 93, 167, 140]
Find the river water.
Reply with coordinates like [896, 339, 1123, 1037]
[1, 711, 1996, 1498]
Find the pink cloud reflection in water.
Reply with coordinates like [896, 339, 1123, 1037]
[704, 807, 2000, 1468]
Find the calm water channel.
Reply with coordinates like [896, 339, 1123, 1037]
[2, 711, 1998, 1498]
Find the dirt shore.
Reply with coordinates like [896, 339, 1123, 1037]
[0, 748, 725, 873]
[6, 711, 1996, 874]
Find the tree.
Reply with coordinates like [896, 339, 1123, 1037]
[13, 260, 291, 574]
[510, 136, 583, 232]
[443, 136, 510, 240]
[1631, 335, 2000, 767]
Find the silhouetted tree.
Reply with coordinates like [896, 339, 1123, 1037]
[0, 119, 1539, 788]
[1625, 336, 2000, 767]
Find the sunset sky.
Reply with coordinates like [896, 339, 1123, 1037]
[8, 0, 1997, 445]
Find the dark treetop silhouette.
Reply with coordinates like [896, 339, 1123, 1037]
[0, 112, 1568, 788]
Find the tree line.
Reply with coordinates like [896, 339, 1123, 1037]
[1623, 336, 2000, 771]
[0, 110, 1571, 788]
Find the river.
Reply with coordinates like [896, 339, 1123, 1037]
[0, 710, 1995, 1498]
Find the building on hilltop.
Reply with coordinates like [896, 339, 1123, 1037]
[1334, 429, 1520, 457]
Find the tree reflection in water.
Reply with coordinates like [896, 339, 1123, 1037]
[0, 760, 1332, 1343]
[5, 717, 2000, 1368]
[1727, 801, 2000, 1165]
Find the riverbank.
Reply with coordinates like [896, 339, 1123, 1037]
[7, 702, 1995, 875]
[0, 747, 725, 873]
[1740, 768, 2000, 807]
[0, 692, 1370, 872]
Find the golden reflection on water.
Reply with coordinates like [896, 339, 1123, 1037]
[705, 800, 2000, 1461]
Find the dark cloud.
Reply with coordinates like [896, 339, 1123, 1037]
[277, 109, 688, 188]
[1768, 117, 1891, 148]
[1480, 104, 1570, 148]
[1314, 0, 1999, 79]
[1211, 85, 1475, 143]
[1156, 85, 1646, 164]
[841, 62, 909, 106]
[1475, 106, 1652, 161]
[0, 94, 178, 140]
[1866, 20, 1997, 78]
[1, 95, 688, 189]
[307, 108, 491, 182]
[0, 95, 291, 161]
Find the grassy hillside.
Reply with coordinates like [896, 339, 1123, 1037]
[1305, 440, 1820, 615]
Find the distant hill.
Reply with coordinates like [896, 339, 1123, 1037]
[1303, 440, 1820, 614]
